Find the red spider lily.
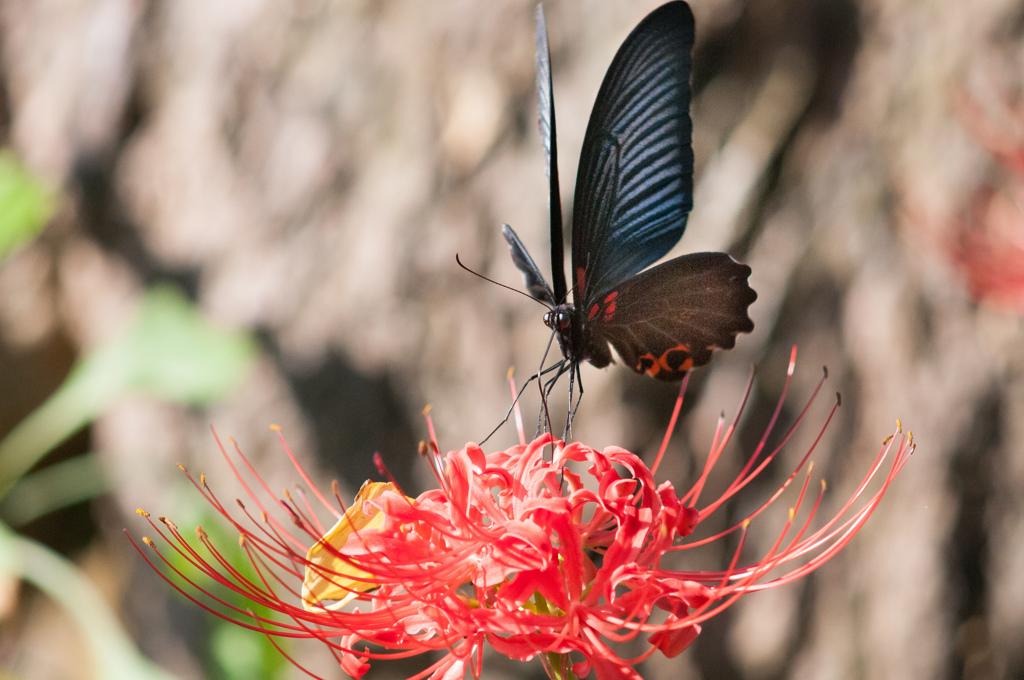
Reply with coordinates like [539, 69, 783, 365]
[131, 349, 913, 680]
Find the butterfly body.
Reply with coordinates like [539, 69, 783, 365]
[505, 1, 755, 395]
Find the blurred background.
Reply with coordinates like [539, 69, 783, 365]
[1, 0, 1022, 679]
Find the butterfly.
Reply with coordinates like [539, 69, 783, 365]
[503, 1, 756, 413]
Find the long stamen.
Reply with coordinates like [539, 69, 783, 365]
[134, 354, 910, 680]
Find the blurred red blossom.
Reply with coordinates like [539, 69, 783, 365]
[907, 89, 1024, 313]
[946, 91, 1024, 311]
[942, 183, 1024, 311]
[132, 350, 913, 680]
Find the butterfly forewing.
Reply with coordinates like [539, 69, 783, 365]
[535, 5, 567, 304]
[571, 1, 695, 303]
[586, 253, 756, 380]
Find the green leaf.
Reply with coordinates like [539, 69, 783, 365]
[0, 150, 55, 262]
[210, 620, 287, 680]
[147, 486, 291, 680]
[0, 454, 109, 527]
[0, 521, 179, 680]
[0, 286, 258, 498]
[83, 285, 259, 405]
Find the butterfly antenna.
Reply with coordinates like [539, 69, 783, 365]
[455, 254, 551, 308]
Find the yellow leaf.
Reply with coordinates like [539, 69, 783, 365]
[301, 481, 401, 611]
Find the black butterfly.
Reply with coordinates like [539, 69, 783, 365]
[503, 1, 756, 413]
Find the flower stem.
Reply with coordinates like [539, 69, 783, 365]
[0, 520, 177, 680]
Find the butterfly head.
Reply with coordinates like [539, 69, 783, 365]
[544, 303, 593, 365]
[543, 305, 573, 332]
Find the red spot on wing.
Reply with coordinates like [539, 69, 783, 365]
[637, 352, 660, 376]
[638, 344, 693, 377]
[576, 267, 586, 296]
[598, 291, 619, 322]
[588, 304, 600, 320]
[660, 344, 692, 373]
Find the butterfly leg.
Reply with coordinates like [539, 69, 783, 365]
[539, 359, 569, 437]
[565, 361, 585, 439]
[541, 360, 572, 400]
[562, 359, 579, 441]
[534, 328, 564, 439]
[480, 362, 564, 445]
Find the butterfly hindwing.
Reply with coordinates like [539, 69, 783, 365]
[585, 253, 757, 380]
[571, 2, 695, 302]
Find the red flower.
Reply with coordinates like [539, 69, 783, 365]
[132, 349, 913, 680]
[943, 184, 1024, 311]
[904, 89, 1024, 313]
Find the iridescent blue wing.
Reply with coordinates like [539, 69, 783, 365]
[535, 4, 568, 304]
[570, 2, 695, 305]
